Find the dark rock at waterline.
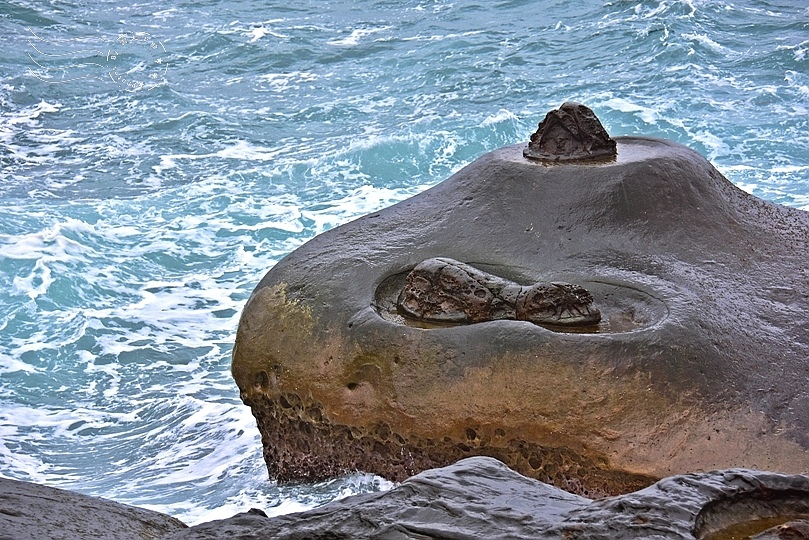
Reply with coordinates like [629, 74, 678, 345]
[232, 128, 809, 494]
[164, 457, 809, 540]
[0, 477, 186, 540]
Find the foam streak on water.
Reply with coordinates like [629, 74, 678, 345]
[0, 0, 807, 525]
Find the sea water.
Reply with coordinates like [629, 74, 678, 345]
[1, 0, 807, 526]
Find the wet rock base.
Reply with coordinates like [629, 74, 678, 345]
[243, 389, 657, 498]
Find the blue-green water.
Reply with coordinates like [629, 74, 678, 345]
[1, 0, 807, 525]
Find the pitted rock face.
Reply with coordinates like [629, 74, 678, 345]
[397, 257, 601, 327]
[524, 102, 617, 162]
[516, 282, 599, 327]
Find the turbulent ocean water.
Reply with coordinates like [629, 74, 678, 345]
[1, 0, 808, 526]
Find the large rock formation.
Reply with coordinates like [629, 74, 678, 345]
[232, 110, 809, 495]
[165, 457, 809, 540]
[0, 477, 186, 540]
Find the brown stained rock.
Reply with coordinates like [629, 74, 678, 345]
[232, 136, 809, 497]
[523, 102, 617, 162]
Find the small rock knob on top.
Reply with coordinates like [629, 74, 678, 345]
[524, 102, 617, 162]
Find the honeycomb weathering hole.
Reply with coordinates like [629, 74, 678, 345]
[245, 391, 657, 495]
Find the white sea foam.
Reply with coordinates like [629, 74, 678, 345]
[248, 27, 269, 43]
[634, 1, 668, 19]
[258, 71, 319, 91]
[0, 424, 55, 482]
[301, 185, 402, 235]
[770, 165, 809, 174]
[785, 71, 809, 98]
[148, 404, 258, 487]
[0, 219, 98, 301]
[0, 353, 38, 374]
[156, 141, 287, 169]
[775, 40, 809, 62]
[480, 109, 518, 127]
[602, 97, 660, 124]
[11, 259, 53, 299]
[691, 129, 731, 160]
[400, 30, 484, 43]
[327, 27, 391, 46]
[0, 100, 64, 166]
[682, 32, 736, 56]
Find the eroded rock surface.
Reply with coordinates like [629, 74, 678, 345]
[0, 477, 186, 540]
[233, 127, 809, 495]
[397, 257, 601, 327]
[165, 458, 809, 540]
[524, 101, 617, 161]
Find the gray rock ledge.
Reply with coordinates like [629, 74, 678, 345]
[165, 457, 809, 540]
[0, 476, 186, 540]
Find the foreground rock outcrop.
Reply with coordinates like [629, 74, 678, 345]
[6, 459, 808, 540]
[166, 457, 809, 540]
[232, 110, 809, 495]
[0, 477, 186, 540]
